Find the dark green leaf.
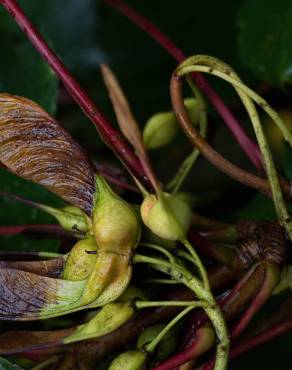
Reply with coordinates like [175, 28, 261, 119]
[0, 168, 63, 252]
[0, 0, 58, 116]
[237, 0, 292, 84]
[237, 192, 292, 220]
[0, 358, 23, 370]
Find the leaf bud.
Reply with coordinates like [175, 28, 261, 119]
[109, 349, 147, 370]
[143, 98, 202, 149]
[141, 193, 192, 241]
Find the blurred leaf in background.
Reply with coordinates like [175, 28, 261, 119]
[0, 169, 64, 251]
[0, 1, 291, 366]
[237, 0, 292, 85]
[0, 357, 23, 370]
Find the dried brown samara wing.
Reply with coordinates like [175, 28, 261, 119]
[0, 94, 95, 215]
[0, 268, 85, 320]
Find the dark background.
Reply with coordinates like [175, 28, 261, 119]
[0, 0, 292, 368]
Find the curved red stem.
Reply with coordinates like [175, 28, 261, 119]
[152, 326, 214, 370]
[230, 316, 292, 360]
[104, 0, 263, 169]
[0, 0, 150, 189]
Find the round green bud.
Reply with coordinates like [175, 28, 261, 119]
[143, 98, 202, 150]
[184, 97, 203, 125]
[137, 324, 177, 363]
[109, 350, 147, 370]
[93, 176, 140, 254]
[143, 111, 178, 150]
[137, 324, 164, 348]
[141, 193, 192, 241]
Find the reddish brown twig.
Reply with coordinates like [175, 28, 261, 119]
[104, 0, 262, 169]
[229, 316, 292, 360]
[152, 265, 264, 370]
[170, 73, 291, 198]
[0, 0, 150, 189]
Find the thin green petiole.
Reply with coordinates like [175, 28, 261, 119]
[168, 80, 207, 194]
[135, 300, 204, 309]
[144, 278, 180, 284]
[182, 238, 210, 290]
[145, 306, 195, 353]
[30, 356, 59, 370]
[176, 57, 292, 242]
[140, 242, 176, 264]
[134, 252, 229, 370]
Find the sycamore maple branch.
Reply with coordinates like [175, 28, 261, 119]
[104, 0, 263, 169]
[0, 0, 151, 190]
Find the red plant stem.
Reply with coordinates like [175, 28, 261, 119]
[104, 0, 262, 169]
[230, 263, 280, 341]
[0, 190, 42, 209]
[188, 229, 234, 266]
[0, 225, 30, 235]
[201, 317, 292, 370]
[154, 264, 264, 370]
[0, 224, 81, 240]
[0, 0, 150, 189]
[229, 316, 292, 360]
[200, 263, 279, 370]
[152, 326, 214, 370]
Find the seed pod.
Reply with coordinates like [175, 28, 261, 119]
[0, 302, 134, 353]
[141, 193, 192, 241]
[41, 204, 92, 233]
[137, 324, 177, 362]
[63, 238, 97, 281]
[109, 349, 147, 370]
[79, 175, 140, 305]
[143, 98, 202, 149]
[64, 302, 134, 344]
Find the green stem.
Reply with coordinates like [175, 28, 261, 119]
[145, 306, 194, 353]
[38, 252, 64, 259]
[133, 253, 204, 295]
[30, 356, 59, 370]
[133, 253, 229, 370]
[169, 149, 201, 193]
[144, 278, 180, 284]
[168, 81, 207, 193]
[182, 238, 210, 290]
[176, 249, 198, 264]
[140, 242, 176, 264]
[176, 55, 292, 242]
[135, 300, 204, 309]
[176, 55, 292, 146]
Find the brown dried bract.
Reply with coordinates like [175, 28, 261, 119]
[0, 94, 95, 215]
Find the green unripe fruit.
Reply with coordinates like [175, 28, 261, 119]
[137, 324, 164, 348]
[184, 97, 203, 124]
[64, 302, 134, 344]
[143, 98, 202, 149]
[137, 324, 177, 362]
[79, 175, 140, 305]
[141, 193, 192, 241]
[41, 204, 92, 233]
[109, 350, 147, 370]
[63, 238, 97, 281]
[143, 111, 178, 149]
[93, 176, 140, 254]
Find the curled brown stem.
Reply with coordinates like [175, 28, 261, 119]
[170, 74, 291, 199]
